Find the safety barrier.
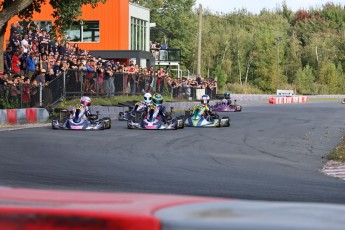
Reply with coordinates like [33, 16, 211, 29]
[0, 108, 49, 124]
[269, 96, 309, 104]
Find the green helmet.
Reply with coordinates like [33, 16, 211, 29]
[152, 93, 163, 105]
[224, 91, 230, 99]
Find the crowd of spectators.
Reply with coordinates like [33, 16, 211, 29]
[1, 21, 217, 108]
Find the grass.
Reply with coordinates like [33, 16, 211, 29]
[329, 137, 345, 162]
[56, 95, 181, 109]
[308, 98, 342, 102]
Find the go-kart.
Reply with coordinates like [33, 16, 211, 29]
[211, 100, 242, 112]
[118, 110, 132, 121]
[52, 106, 111, 130]
[184, 104, 230, 127]
[127, 105, 184, 130]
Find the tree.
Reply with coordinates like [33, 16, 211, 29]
[131, 0, 198, 70]
[0, 0, 106, 71]
[294, 65, 314, 94]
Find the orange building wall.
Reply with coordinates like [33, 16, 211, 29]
[5, 0, 129, 51]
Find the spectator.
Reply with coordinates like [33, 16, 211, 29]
[22, 77, 31, 107]
[19, 49, 27, 76]
[26, 51, 37, 79]
[37, 69, 47, 85]
[11, 50, 21, 78]
[3, 47, 12, 75]
[21, 34, 30, 54]
[85, 60, 96, 93]
[0, 73, 9, 86]
[45, 68, 56, 83]
[10, 32, 21, 54]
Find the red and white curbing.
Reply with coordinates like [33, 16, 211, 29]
[322, 160, 345, 180]
[0, 108, 49, 125]
[269, 96, 309, 104]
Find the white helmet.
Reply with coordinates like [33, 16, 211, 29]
[144, 93, 152, 104]
[80, 96, 91, 106]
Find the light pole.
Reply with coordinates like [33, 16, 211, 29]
[275, 37, 282, 93]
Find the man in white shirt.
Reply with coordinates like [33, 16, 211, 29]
[21, 34, 30, 54]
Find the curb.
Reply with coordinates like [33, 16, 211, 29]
[322, 160, 345, 180]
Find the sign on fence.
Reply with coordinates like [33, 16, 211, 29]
[276, 90, 294, 96]
[196, 89, 206, 100]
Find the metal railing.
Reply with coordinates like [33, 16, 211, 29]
[0, 70, 217, 109]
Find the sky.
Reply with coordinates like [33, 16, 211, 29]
[194, 0, 345, 14]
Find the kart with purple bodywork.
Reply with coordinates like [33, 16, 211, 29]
[211, 100, 242, 112]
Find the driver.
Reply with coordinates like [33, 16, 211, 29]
[198, 94, 215, 120]
[149, 93, 170, 122]
[131, 92, 152, 114]
[222, 91, 232, 105]
[70, 96, 92, 121]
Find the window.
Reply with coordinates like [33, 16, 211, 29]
[19, 20, 52, 34]
[131, 17, 147, 51]
[67, 21, 100, 42]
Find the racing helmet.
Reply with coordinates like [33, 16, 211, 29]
[224, 91, 231, 99]
[152, 93, 163, 106]
[201, 95, 210, 106]
[144, 92, 152, 104]
[80, 96, 91, 106]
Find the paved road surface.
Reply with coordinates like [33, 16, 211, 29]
[0, 101, 344, 204]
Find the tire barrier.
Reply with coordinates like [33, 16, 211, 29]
[0, 188, 344, 230]
[0, 108, 49, 125]
[269, 96, 309, 104]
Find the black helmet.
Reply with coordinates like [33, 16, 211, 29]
[224, 91, 230, 99]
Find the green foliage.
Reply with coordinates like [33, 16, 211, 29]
[294, 65, 315, 94]
[1, 0, 106, 37]
[212, 65, 226, 87]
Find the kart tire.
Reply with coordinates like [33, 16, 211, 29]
[98, 119, 106, 130]
[103, 117, 111, 129]
[52, 118, 58, 129]
[118, 112, 124, 120]
[236, 106, 242, 112]
[221, 117, 230, 127]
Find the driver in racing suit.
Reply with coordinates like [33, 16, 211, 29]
[64, 96, 92, 126]
[148, 93, 170, 122]
[70, 96, 91, 120]
[130, 92, 152, 119]
[197, 94, 216, 121]
[222, 91, 232, 105]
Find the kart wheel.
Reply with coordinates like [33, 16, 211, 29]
[97, 119, 105, 130]
[103, 117, 111, 129]
[236, 106, 242, 112]
[221, 117, 230, 127]
[118, 112, 124, 120]
[52, 118, 58, 129]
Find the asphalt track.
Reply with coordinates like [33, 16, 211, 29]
[1, 101, 345, 204]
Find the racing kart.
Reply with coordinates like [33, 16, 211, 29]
[127, 105, 184, 130]
[211, 100, 242, 112]
[118, 110, 132, 121]
[184, 105, 230, 127]
[52, 106, 111, 130]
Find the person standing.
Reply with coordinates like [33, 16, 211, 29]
[3, 47, 12, 75]
[26, 51, 37, 79]
[11, 50, 21, 79]
[37, 69, 47, 85]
